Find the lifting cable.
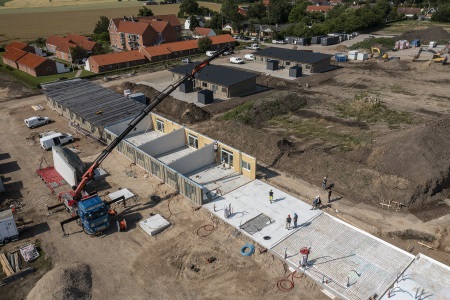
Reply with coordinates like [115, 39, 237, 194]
[276, 271, 305, 292]
[196, 224, 216, 237]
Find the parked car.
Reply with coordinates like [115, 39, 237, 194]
[206, 51, 217, 57]
[145, 1, 158, 5]
[276, 40, 287, 44]
[40, 133, 74, 150]
[182, 58, 192, 63]
[24, 116, 50, 128]
[244, 54, 254, 61]
[222, 50, 234, 56]
[230, 57, 244, 64]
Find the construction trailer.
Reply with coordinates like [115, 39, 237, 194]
[0, 209, 19, 245]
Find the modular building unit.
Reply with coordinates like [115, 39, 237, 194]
[129, 92, 147, 105]
[179, 80, 194, 93]
[311, 35, 327, 44]
[198, 89, 214, 104]
[294, 37, 311, 46]
[289, 66, 302, 78]
[357, 52, 368, 61]
[285, 36, 300, 44]
[348, 50, 359, 60]
[0, 209, 19, 245]
[335, 53, 347, 62]
[321, 36, 340, 46]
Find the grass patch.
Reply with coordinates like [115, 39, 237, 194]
[349, 37, 395, 51]
[269, 115, 373, 151]
[222, 101, 254, 123]
[0, 0, 12, 6]
[380, 20, 450, 34]
[335, 93, 412, 127]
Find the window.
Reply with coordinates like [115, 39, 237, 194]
[242, 160, 251, 171]
[109, 64, 113, 69]
[260, 57, 264, 62]
[222, 87, 227, 93]
[156, 119, 164, 132]
[202, 82, 208, 88]
[188, 134, 198, 149]
[47, 67, 52, 71]
[221, 149, 234, 167]
[91, 124, 96, 133]
[285, 62, 290, 66]
[212, 84, 218, 93]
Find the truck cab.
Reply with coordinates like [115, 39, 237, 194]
[77, 196, 109, 235]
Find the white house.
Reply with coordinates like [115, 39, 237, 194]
[184, 16, 205, 30]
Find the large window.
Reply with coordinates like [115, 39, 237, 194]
[188, 134, 198, 149]
[202, 82, 208, 87]
[221, 149, 234, 167]
[156, 119, 164, 132]
[242, 160, 251, 171]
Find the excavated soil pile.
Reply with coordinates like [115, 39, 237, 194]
[398, 26, 450, 43]
[119, 82, 210, 124]
[366, 116, 450, 206]
[376, 59, 411, 71]
[27, 263, 92, 300]
[234, 90, 308, 126]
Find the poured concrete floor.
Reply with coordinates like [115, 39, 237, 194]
[156, 145, 197, 165]
[126, 130, 162, 147]
[186, 163, 251, 196]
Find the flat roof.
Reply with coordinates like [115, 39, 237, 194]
[42, 79, 145, 128]
[170, 64, 258, 87]
[253, 47, 332, 64]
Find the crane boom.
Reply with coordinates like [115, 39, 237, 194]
[72, 46, 231, 200]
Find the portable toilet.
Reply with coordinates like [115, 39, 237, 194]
[348, 50, 359, 60]
[267, 60, 279, 71]
[411, 39, 421, 47]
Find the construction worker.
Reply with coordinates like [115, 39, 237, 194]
[286, 215, 292, 229]
[293, 213, 298, 228]
[312, 196, 321, 210]
[322, 176, 328, 190]
[328, 189, 332, 203]
[269, 189, 273, 204]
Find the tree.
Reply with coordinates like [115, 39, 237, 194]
[248, 2, 267, 21]
[70, 46, 88, 62]
[138, 7, 154, 17]
[431, 5, 450, 22]
[94, 16, 110, 34]
[288, 2, 308, 23]
[198, 36, 212, 52]
[221, 0, 241, 24]
[267, 0, 292, 24]
[189, 15, 200, 31]
[205, 14, 223, 30]
[179, 0, 199, 16]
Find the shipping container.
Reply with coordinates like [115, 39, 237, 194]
[311, 35, 327, 44]
[335, 54, 347, 62]
[348, 50, 359, 60]
[0, 209, 19, 245]
[321, 36, 340, 46]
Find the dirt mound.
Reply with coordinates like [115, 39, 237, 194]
[334, 45, 348, 52]
[119, 82, 210, 124]
[27, 263, 92, 300]
[366, 116, 450, 206]
[398, 26, 450, 43]
[372, 60, 411, 71]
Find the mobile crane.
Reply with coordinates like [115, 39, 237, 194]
[51, 46, 231, 236]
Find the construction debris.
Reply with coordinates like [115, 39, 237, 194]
[20, 244, 40, 262]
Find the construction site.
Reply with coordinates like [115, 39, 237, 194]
[1, 26, 450, 300]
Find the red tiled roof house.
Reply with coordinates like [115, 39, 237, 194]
[109, 15, 179, 50]
[85, 50, 147, 73]
[17, 53, 58, 77]
[46, 34, 101, 62]
[306, 5, 334, 13]
[2, 47, 28, 68]
[192, 27, 216, 39]
[5, 41, 36, 54]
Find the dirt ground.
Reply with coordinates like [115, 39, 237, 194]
[0, 95, 327, 299]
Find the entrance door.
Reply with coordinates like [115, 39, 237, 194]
[221, 149, 233, 168]
[53, 137, 61, 146]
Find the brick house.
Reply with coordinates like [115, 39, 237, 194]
[192, 27, 216, 39]
[85, 50, 147, 73]
[5, 41, 36, 54]
[2, 47, 28, 68]
[109, 15, 179, 50]
[17, 53, 58, 77]
[140, 45, 172, 62]
[46, 34, 100, 62]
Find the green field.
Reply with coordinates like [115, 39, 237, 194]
[375, 20, 450, 34]
[0, 2, 221, 43]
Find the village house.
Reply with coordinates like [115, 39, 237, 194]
[109, 15, 178, 50]
[46, 34, 100, 62]
[192, 27, 216, 39]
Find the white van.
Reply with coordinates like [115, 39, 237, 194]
[230, 57, 244, 64]
[24, 116, 50, 128]
[40, 133, 74, 150]
[244, 54, 254, 61]
[206, 51, 217, 57]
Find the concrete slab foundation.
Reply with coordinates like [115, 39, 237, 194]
[139, 214, 171, 236]
[126, 131, 163, 147]
[381, 254, 450, 300]
[156, 146, 197, 165]
[271, 213, 415, 300]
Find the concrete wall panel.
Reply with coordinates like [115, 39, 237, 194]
[106, 115, 153, 136]
[138, 128, 185, 156]
[52, 147, 77, 187]
[168, 143, 215, 174]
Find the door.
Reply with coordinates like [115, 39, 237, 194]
[53, 137, 61, 146]
[221, 149, 233, 168]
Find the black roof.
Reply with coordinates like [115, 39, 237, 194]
[170, 64, 258, 87]
[42, 79, 145, 128]
[252, 47, 331, 64]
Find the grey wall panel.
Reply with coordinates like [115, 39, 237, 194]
[168, 143, 215, 175]
[52, 147, 77, 186]
[138, 128, 185, 156]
